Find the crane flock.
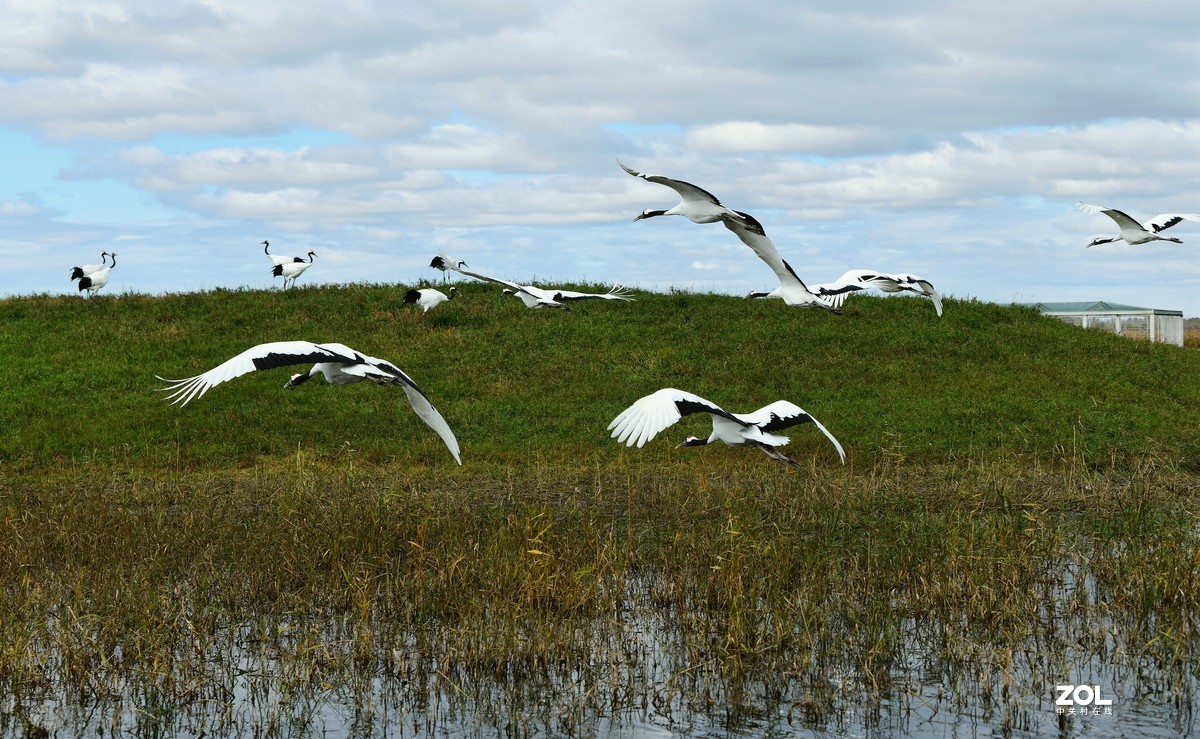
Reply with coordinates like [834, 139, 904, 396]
[55, 160, 1192, 468]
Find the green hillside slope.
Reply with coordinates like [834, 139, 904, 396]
[3, 282, 1198, 473]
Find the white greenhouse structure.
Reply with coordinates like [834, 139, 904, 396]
[1019, 301, 1184, 346]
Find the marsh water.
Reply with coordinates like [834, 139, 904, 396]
[3, 464, 1198, 738]
[4, 568, 1195, 738]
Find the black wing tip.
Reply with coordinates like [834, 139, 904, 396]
[1154, 216, 1183, 233]
[734, 211, 766, 235]
[403, 289, 421, 304]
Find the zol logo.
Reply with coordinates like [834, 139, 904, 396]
[1055, 684, 1114, 711]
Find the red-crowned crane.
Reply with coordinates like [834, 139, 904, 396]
[811, 269, 943, 316]
[156, 340, 461, 464]
[272, 250, 315, 288]
[608, 388, 845, 467]
[1078, 202, 1200, 247]
[404, 287, 457, 317]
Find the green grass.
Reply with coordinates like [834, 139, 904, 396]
[1, 283, 1198, 735]
[2, 282, 1198, 472]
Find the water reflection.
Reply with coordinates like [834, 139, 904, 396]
[3, 566, 1195, 738]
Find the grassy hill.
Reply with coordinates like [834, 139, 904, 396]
[2, 281, 1198, 474]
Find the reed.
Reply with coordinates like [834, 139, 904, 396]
[1, 459, 1197, 735]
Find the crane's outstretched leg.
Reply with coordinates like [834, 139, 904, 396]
[751, 441, 801, 468]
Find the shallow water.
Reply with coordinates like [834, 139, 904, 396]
[4, 571, 1195, 739]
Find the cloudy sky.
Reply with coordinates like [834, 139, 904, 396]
[2, 0, 1198, 314]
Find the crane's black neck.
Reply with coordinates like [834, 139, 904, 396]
[262, 240, 271, 255]
[286, 370, 315, 387]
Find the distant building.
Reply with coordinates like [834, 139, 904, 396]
[1018, 301, 1184, 346]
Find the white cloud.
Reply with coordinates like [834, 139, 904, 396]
[0, 0, 1198, 314]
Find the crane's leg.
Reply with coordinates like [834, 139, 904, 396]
[751, 442, 801, 468]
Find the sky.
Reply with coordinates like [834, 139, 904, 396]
[2, 0, 1198, 314]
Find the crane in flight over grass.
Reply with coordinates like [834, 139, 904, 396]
[1078, 202, 1200, 247]
[436, 251, 632, 310]
[608, 388, 845, 467]
[810, 270, 943, 316]
[156, 340, 461, 464]
[620, 161, 764, 234]
[723, 219, 840, 312]
[621, 162, 834, 312]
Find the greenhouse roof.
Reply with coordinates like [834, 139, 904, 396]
[1015, 301, 1183, 316]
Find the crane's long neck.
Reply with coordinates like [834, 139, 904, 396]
[108, 254, 117, 269]
[263, 240, 271, 255]
[286, 367, 318, 387]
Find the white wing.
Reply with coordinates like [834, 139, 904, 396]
[397, 383, 462, 465]
[351, 350, 458, 451]
[722, 219, 815, 293]
[619, 161, 723, 207]
[156, 341, 360, 406]
[442, 255, 569, 309]
[809, 270, 885, 306]
[443, 256, 530, 296]
[1142, 213, 1200, 233]
[1078, 201, 1146, 232]
[608, 388, 741, 449]
[893, 274, 943, 316]
[735, 400, 846, 464]
[552, 284, 635, 302]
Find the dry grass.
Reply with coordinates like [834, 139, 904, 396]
[1, 458, 1197, 736]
